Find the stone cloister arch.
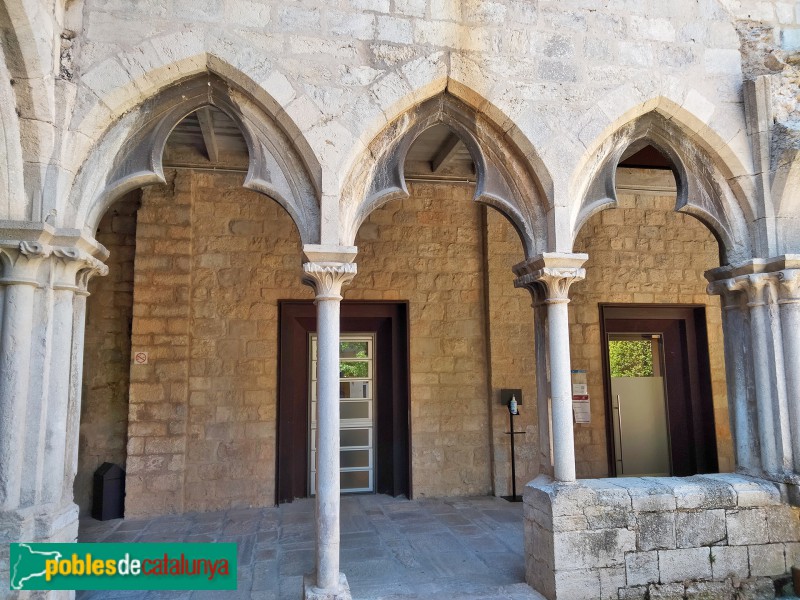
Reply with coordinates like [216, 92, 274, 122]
[339, 93, 552, 259]
[570, 110, 755, 266]
[68, 72, 320, 244]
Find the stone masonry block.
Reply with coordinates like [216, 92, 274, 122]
[658, 547, 712, 583]
[625, 550, 659, 586]
[621, 478, 676, 512]
[599, 566, 627, 600]
[737, 577, 776, 600]
[651, 476, 736, 510]
[648, 582, 685, 600]
[618, 586, 648, 600]
[727, 509, 769, 545]
[701, 474, 781, 508]
[554, 568, 601, 600]
[766, 505, 800, 543]
[685, 580, 735, 600]
[637, 511, 676, 551]
[555, 528, 635, 569]
[675, 510, 726, 547]
[585, 504, 634, 530]
[748, 543, 786, 577]
[710, 545, 749, 580]
[786, 542, 800, 570]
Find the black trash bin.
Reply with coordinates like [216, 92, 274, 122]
[92, 462, 125, 521]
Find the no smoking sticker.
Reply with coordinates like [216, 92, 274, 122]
[133, 352, 149, 365]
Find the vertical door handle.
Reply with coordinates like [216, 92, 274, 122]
[614, 394, 624, 472]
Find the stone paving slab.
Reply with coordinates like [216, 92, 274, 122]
[76, 495, 544, 600]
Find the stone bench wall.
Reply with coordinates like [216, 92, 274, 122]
[524, 474, 800, 600]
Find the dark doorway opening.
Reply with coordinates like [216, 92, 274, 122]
[600, 305, 718, 477]
[276, 301, 411, 504]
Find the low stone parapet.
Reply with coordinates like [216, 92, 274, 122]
[524, 473, 800, 600]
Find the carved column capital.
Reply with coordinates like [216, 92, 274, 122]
[512, 252, 587, 305]
[725, 273, 777, 308]
[515, 267, 585, 305]
[302, 262, 357, 301]
[777, 269, 800, 304]
[0, 242, 52, 286]
[707, 279, 748, 311]
[51, 247, 109, 293]
[0, 242, 108, 291]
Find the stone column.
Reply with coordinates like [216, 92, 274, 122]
[301, 251, 356, 600]
[778, 269, 800, 473]
[62, 267, 100, 503]
[0, 242, 49, 509]
[729, 273, 793, 475]
[514, 279, 553, 476]
[0, 235, 107, 593]
[707, 279, 760, 473]
[515, 253, 586, 483]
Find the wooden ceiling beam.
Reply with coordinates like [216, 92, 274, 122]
[431, 133, 461, 173]
[196, 107, 219, 163]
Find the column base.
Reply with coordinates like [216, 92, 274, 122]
[1, 502, 79, 598]
[303, 573, 352, 600]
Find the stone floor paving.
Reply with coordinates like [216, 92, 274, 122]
[76, 494, 542, 600]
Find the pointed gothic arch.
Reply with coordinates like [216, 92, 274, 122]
[339, 93, 551, 259]
[571, 109, 755, 265]
[67, 71, 320, 244]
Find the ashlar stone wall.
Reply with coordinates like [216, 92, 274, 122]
[352, 182, 492, 497]
[524, 474, 800, 600]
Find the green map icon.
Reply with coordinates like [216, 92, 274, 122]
[10, 544, 63, 590]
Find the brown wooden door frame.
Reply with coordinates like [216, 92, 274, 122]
[599, 304, 718, 477]
[276, 300, 411, 504]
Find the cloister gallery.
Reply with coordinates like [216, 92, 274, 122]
[1, 0, 800, 598]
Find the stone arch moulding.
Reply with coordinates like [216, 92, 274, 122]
[70, 73, 320, 245]
[339, 94, 551, 259]
[571, 111, 755, 265]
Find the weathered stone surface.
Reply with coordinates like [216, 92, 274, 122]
[748, 543, 786, 576]
[727, 509, 770, 546]
[685, 579, 735, 600]
[710, 545, 749, 580]
[658, 547, 712, 583]
[737, 577, 776, 600]
[766, 504, 800, 542]
[648, 582, 685, 600]
[553, 568, 601, 600]
[675, 510, 726, 548]
[625, 551, 659, 586]
[638, 511, 676, 551]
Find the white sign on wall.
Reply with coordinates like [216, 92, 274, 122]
[571, 369, 590, 424]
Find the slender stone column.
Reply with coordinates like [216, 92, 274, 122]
[515, 253, 586, 483]
[778, 269, 800, 473]
[734, 274, 780, 473]
[43, 250, 107, 505]
[302, 259, 356, 599]
[728, 273, 793, 475]
[514, 279, 553, 476]
[707, 280, 760, 472]
[0, 242, 50, 509]
[63, 266, 102, 503]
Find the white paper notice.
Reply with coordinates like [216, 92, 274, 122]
[572, 396, 591, 423]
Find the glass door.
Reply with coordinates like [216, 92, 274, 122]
[608, 333, 672, 477]
[309, 334, 375, 495]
